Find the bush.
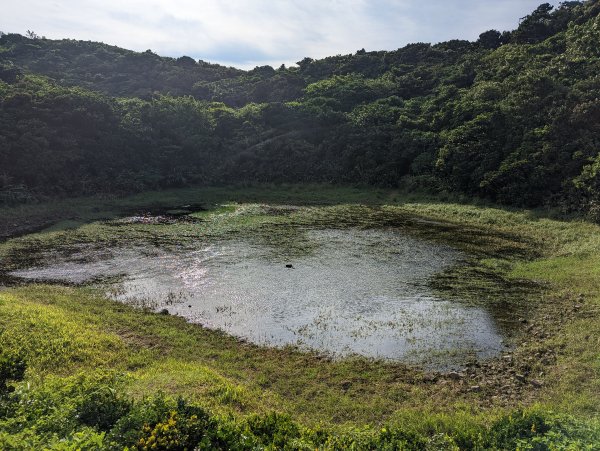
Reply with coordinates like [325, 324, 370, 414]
[108, 396, 215, 450]
[485, 410, 551, 449]
[1, 370, 599, 450]
[75, 386, 132, 432]
[0, 353, 26, 396]
[0, 352, 26, 418]
[484, 409, 600, 450]
[246, 412, 301, 448]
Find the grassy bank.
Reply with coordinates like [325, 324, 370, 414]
[1, 186, 599, 448]
[0, 185, 394, 239]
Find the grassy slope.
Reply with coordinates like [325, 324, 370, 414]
[398, 202, 600, 414]
[1, 186, 599, 446]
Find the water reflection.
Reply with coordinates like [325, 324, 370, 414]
[10, 228, 505, 368]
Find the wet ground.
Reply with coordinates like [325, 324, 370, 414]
[2, 203, 529, 369]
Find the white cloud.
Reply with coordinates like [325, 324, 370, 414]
[1, 0, 559, 69]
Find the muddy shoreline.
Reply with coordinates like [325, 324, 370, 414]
[0, 200, 574, 409]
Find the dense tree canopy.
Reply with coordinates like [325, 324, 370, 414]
[1, 1, 599, 214]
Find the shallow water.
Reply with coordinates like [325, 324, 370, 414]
[10, 224, 506, 368]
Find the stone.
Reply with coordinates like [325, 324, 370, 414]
[422, 374, 438, 383]
[448, 371, 462, 380]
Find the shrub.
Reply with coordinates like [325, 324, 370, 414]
[0, 352, 26, 418]
[75, 386, 132, 432]
[485, 409, 600, 450]
[108, 396, 215, 450]
[246, 412, 301, 448]
[0, 352, 26, 397]
[486, 409, 551, 448]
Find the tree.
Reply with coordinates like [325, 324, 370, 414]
[25, 30, 40, 40]
[477, 30, 502, 49]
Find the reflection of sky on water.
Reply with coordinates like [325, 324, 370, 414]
[11, 228, 505, 369]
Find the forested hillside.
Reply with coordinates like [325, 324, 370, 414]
[1, 1, 599, 213]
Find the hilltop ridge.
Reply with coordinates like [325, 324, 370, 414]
[1, 1, 599, 214]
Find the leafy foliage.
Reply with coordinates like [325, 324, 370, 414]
[0, 369, 598, 449]
[1, 1, 600, 215]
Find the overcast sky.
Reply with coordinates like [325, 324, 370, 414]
[2, 0, 558, 69]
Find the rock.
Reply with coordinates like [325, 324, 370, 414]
[159, 309, 170, 315]
[531, 379, 543, 388]
[286, 264, 294, 269]
[448, 371, 462, 381]
[469, 385, 481, 392]
[422, 374, 438, 383]
[340, 380, 352, 391]
[515, 374, 526, 383]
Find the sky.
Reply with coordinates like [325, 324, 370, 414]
[2, 0, 559, 69]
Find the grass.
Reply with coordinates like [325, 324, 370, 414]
[1, 185, 599, 448]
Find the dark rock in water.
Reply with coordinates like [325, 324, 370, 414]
[188, 305, 192, 308]
[286, 264, 294, 268]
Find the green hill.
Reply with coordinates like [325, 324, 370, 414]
[1, 1, 599, 214]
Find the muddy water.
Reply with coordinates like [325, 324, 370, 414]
[9, 223, 506, 368]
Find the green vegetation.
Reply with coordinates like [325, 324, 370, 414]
[1, 1, 600, 448]
[0, 186, 599, 448]
[1, 2, 600, 215]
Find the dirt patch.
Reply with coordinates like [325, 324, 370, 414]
[114, 328, 172, 354]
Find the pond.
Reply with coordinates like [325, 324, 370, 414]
[8, 206, 510, 369]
